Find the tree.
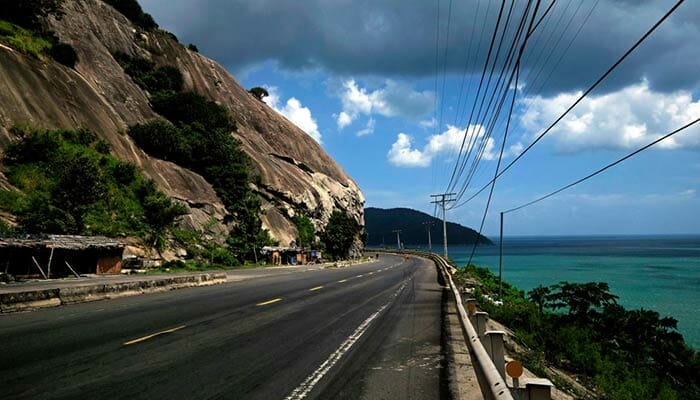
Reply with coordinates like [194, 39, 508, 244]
[187, 43, 199, 52]
[320, 211, 361, 260]
[248, 87, 269, 101]
[294, 214, 316, 248]
[527, 285, 551, 314]
[548, 281, 619, 321]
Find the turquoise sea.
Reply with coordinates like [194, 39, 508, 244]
[441, 235, 700, 349]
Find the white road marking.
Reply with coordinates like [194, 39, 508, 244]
[284, 281, 408, 400]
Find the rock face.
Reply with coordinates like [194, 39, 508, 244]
[0, 0, 364, 246]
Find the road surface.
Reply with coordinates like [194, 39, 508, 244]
[0, 254, 447, 399]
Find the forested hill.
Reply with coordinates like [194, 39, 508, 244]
[364, 207, 493, 247]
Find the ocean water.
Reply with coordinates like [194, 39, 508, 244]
[444, 235, 700, 349]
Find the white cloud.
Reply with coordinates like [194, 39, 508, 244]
[387, 133, 431, 167]
[264, 86, 322, 143]
[356, 118, 375, 137]
[519, 80, 700, 152]
[387, 124, 523, 168]
[335, 79, 434, 130]
[419, 117, 437, 129]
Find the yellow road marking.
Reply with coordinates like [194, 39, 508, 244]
[257, 297, 283, 306]
[368, 272, 374, 275]
[356, 274, 364, 278]
[309, 286, 324, 291]
[338, 279, 348, 283]
[123, 325, 186, 346]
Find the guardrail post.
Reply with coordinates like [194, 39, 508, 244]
[475, 311, 488, 339]
[525, 378, 553, 400]
[484, 331, 506, 379]
[465, 298, 477, 325]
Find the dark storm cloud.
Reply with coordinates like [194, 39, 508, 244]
[141, 0, 700, 95]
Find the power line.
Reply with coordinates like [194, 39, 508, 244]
[502, 117, 700, 214]
[450, 0, 686, 210]
[445, 0, 507, 192]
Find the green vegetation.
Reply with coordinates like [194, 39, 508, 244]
[114, 52, 182, 93]
[0, 126, 185, 246]
[187, 43, 198, 52]
[458, 265, 700, 400]
[116, 53, 271, 262]
[0, 1, 78, 67]
[0, 19, 52, 57]
[248, 86, 269, 101]
[0, 0, 64, 30]
[320, 211, 362, 260]
[102, 0, 157, 30]
[293, 214, 316, 248]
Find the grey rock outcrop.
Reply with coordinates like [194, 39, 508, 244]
[0, 0, 364, 246]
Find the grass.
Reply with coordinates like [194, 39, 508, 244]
[0, 20, 52, 58]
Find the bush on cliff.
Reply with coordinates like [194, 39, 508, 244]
[102, 0, 157, 30]
[0, 127, 185, 246]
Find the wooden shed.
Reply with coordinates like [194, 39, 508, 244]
[0, 235, 125, 278]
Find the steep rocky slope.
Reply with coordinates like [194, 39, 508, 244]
[0, 0, 364, 246]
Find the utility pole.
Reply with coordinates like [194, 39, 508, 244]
[499, 212, 504, 300]
[392, 229, 402, 250]
[422, 221, 434, 252]
[430, 193, 456, 258]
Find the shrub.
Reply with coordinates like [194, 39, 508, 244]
[248, 86, 269, 101]
[187, 43, 198, 52]
[150, 91, 234, 132]
[103, 0, 158, 30]
[128, 119, 191, 163]
[114, 53, 183, 93]
[49, 41, 77, 67]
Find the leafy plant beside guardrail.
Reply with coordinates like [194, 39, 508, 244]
[456, 265, 700, 400]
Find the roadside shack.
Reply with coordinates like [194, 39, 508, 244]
[0, 235, 125, 279]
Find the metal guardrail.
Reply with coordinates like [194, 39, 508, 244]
[369, 249, 513, 399]
[432, 254, 515, 400]
[368, 249, 553, 400]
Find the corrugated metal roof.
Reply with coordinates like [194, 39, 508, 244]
[0, 235, 123, 250]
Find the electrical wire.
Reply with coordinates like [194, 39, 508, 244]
[502, 117, 700, 214]
[450, 0, 686, 210]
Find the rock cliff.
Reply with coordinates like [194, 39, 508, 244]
[0, 0, 364, 246]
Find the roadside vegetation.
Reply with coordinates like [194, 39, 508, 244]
[320, 211, 364, 260]
[457, 265, 700, 400]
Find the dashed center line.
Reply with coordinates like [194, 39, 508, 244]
[257, 298, 283, 306]
[123, 325, 186, 346]
[309, 286, 324, 291]
[356, 274, 364, 278]
[338, 279, 348, 283]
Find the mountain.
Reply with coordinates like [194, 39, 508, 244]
[0, 0, 364, 249]
[364, 207, 492, 247]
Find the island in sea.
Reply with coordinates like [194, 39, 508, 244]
[364, 207, 492, 247]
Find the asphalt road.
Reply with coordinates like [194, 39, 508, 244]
[0, 254, 447, 400]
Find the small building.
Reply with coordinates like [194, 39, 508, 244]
[260, 247, 323, 265]
[0, 235, 125, 278]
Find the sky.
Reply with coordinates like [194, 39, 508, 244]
[141, 0, 700, 237]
